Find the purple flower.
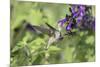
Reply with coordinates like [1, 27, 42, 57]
[76, 16, 82, 23]
[66, 21, 73, 31]
[79, 11, 85, 17]
[71, 5, 86, 18]
[57, 4, 95, 33]
[72, 12, 79, 18]
[58, 18, 67, 27]
[79, 5, 85, 11]
[71, 5, 78, 14]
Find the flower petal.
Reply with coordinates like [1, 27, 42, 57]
[58, 18, 67, 26]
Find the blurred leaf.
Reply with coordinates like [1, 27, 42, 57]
[85, 36, 95, 45]
[48, 46, 61, 52]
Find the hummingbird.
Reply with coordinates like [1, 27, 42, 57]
[13, 20, 76, 50]
[24, 20, 63, 49]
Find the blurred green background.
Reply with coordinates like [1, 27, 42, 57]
[10, 0, 95, 66]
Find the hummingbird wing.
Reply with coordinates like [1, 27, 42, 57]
[26, 23, 53, 36]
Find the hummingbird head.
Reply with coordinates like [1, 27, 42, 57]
[45, 23, 63, 40]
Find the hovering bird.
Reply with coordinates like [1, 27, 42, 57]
[24, 20, 63, 49]
[13, 20, 75, 50]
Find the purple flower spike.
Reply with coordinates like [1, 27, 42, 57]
[58, 18, 67, 27]
[57, 4, 95, 32]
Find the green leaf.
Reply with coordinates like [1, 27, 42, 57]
[85, 36, 95, 45]
[48, 46, 61, 51]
